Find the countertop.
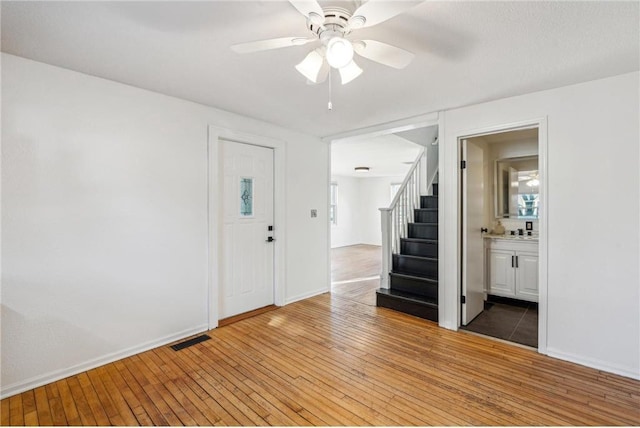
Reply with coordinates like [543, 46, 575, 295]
[483, 233, 539, 242]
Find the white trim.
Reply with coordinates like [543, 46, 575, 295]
[0, 324, 208, 399]
[327, 143, 333, 292]
[444, 117, 549, 354]
[546, 347, 640, 380]
[285, 288, 328, 305]
[207, 126, 287, 330]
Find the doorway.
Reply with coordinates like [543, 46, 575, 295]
[328, 123, 438, 306]
[459, 126, 542, 348]
[207, 126, 286, 330]
[219, 139, 275, 319]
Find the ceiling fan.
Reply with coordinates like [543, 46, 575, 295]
[231, 0, 423, 85]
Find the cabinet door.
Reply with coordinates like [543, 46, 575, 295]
[489, 250, 516, 297]
[516, 252, 538, 301]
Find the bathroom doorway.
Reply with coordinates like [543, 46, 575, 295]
[459, 126, 541, 348]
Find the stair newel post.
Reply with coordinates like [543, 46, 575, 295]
[397, 187, 407, 245]
[419, 151, 428, 196]
[409, 175, 415, 223]
[380, 208, 392, 289]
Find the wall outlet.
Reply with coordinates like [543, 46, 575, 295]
[526, 221, 533, 231]
[310, 209, 317, 218]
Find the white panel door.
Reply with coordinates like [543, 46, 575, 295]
[221, 140, 274, 319]
[462, 140, 485, 325]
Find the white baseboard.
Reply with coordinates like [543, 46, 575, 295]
[546, 347, 640, 380]
[285, 287, 329, 305]
[0, 324, 209, 399]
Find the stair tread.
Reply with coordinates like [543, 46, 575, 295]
[415, 208, 438, 211]
[394, 254, 437, 262]
[409, 222, 438, 227]
[376, 288, 438, 306]
[390, 272, 438, 284]
[401, 237, 438, 244]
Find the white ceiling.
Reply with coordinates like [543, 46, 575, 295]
[1, 1, 638, 138]
[331, 133, 421, 177]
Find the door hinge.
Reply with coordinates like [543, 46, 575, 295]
[461, 295, 466, 304]
[461, 160, 467, 169]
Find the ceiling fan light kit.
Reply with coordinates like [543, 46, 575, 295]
[230, 0, 421, 89]
[326, 37, 354, 69]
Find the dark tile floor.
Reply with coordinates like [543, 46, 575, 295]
[462, 297, 538, 348]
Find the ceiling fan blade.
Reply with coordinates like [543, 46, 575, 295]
[349, 0, 423, 29]
[295, 49, 325, 83]
[231, 37, 314, 54]
[339, 60, 363, 85]
[353, 39, 415, 69]
[288, 0, 325, 25]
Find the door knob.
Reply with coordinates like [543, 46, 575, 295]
[481, 227, 488, 233]
[265, 237, 275, 243]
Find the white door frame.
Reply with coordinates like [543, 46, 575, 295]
[452, 117, 548, 354]
[207, 126, 286, 329]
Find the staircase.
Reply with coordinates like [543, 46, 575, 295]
[377, 182, 439, 322]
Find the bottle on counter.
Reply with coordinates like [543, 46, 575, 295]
[492, 220, 505, 235]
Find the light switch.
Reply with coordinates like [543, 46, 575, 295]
[310, 209, 317, 218]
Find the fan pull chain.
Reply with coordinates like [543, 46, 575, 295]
[328, 69, 333, 111]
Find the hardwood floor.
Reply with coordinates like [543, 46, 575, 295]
[3, 289, 639, 426]
[331, 244, 381, 306]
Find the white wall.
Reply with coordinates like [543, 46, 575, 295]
[330, 175, 403, 248]
[440, 71, 639, 379]
[1, 54, 329, 397]
[330, 175, 360, 248]
[359, 176, 404, 246]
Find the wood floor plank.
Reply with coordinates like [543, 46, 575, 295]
[75, 373, 110, 426]
[158, 347, 260, 426]
[32, 387, 53, 426]
[8, 392, 24, 426]
[65, 377, 97, 426]
[112, 360, 170, 426]
[122, 356, 186, 425]
[140, 349, 217, 426]
[94, 366, 139, 426]
[54, 379, 82, 425]
[45, 383, 68, 426]
[2, 285, 639, 426]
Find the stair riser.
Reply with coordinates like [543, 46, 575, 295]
[414, 209, 438, 223]
[420, 196, 438, 209]
[432, 183, 438, 196]
[408, 224, 438, 240]
[377, 293, 438, 322]
[393, 254, 438, 279]
[401, 240, 438, 258]
[390, 275, 438, 300]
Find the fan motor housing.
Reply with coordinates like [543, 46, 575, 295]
[308, 7, 353, 40]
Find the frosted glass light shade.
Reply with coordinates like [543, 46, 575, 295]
[339, 60, 363, 84]
[326, 37, 354, 69]
[295, 50, 324, 83]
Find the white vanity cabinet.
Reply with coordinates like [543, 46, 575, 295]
[485, 237, 538, 302]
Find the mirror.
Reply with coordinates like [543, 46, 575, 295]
[495, 155, 539, 219]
